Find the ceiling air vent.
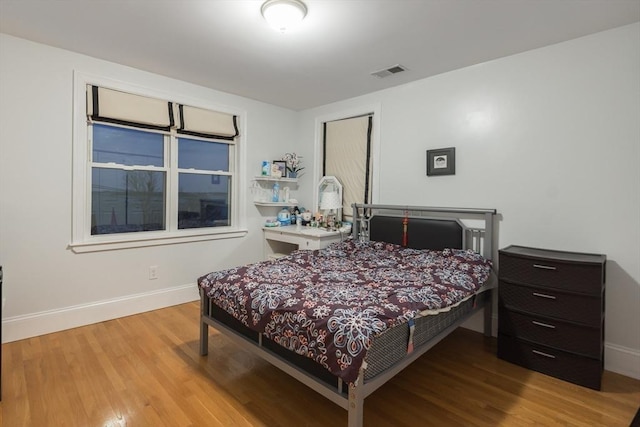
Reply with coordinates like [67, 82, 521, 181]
[370, 64, 408, 78]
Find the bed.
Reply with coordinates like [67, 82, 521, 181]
[198, 204, 497, 427]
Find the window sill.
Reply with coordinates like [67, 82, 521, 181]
[68, 227, 248, 253]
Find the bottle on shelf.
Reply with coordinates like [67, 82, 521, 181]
[261, 161, 270, 176]
[272, 181, 280, 202]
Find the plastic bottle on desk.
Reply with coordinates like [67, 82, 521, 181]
[272, 182, 280, 202]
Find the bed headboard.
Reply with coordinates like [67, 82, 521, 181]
[352, 204, 497, 260]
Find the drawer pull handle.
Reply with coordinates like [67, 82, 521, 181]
[533, 264, 557, 271]
[532, 292, 556, 300]
[532, 349, 556, 359]
[532, 320, 556, 329]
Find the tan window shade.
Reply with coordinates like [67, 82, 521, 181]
[87, 85, 174, 130]
[324, 115, 373, 221]
[178, 104, 239, 140]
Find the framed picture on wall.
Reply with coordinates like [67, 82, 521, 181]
[271, 160, 287, 178]
[426, 147, 455, 176]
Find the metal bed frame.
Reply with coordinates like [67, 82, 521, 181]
[199, 204, 497, 427]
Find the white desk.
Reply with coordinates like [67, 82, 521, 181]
[262, 226, 343, 259]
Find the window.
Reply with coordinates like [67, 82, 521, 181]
[323, 114, 374, 221]
[71, 75, 246, 252]
[91, 124, 167, 235]
[177, 137, 231, 229]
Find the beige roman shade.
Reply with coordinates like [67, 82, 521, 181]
[87, 85, 174, 130]
[87, 85, 239, 140]
[324, 115, 373, 221]
[178, 104, 238, 141]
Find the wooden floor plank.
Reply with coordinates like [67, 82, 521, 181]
[1, 301, 638, 426]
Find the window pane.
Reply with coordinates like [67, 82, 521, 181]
[93, 124, 164, 166]
[91, 168, 166, 235]
[178, 138, 229, 171]
[178, 173, 230, 229]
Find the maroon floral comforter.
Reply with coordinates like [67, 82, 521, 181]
[198, 239, 492, 383]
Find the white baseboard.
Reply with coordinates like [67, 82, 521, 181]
[604, 342, 640, 380]
[2, 284, 199, 343]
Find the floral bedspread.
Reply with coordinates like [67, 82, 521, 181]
[198, 239, 492, 383]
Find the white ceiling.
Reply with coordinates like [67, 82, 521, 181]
[1, 0, 638, 111]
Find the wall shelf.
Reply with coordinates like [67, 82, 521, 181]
[252, 177, 299, 207]
[254, 201, 294, 207]
[253, 176, 298, 184]
[251, 176, 298, 208]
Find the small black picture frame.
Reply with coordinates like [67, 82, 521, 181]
[426, 147, 456, 176]
[271, 160, 287, 178]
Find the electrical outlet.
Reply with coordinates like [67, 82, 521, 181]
[149, 265, 158, 280]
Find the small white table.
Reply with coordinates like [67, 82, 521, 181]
[262, 225, 343, 259]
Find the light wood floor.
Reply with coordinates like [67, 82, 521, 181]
[1, 301, 638, 426]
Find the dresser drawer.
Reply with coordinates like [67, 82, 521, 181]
[499, 253, 603, 295]
[499, 281, 602, 326]
[498, 309, 601, 357]
[497, 335, 602, 390]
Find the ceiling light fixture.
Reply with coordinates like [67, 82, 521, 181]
[261, 0, 307, 33]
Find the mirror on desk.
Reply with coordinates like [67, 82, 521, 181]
[316, 176, 343, 230]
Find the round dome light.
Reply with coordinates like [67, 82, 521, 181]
[261, 0, 307, 32]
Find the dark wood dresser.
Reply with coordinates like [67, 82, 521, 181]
[497, 245, 606, 390]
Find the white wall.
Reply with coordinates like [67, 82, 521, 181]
[0, 34, 298, 340]
[298, 23, 640, 379]
[1, 23, 638, 379]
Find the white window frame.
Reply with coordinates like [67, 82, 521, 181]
[70, 71, 247, 253]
